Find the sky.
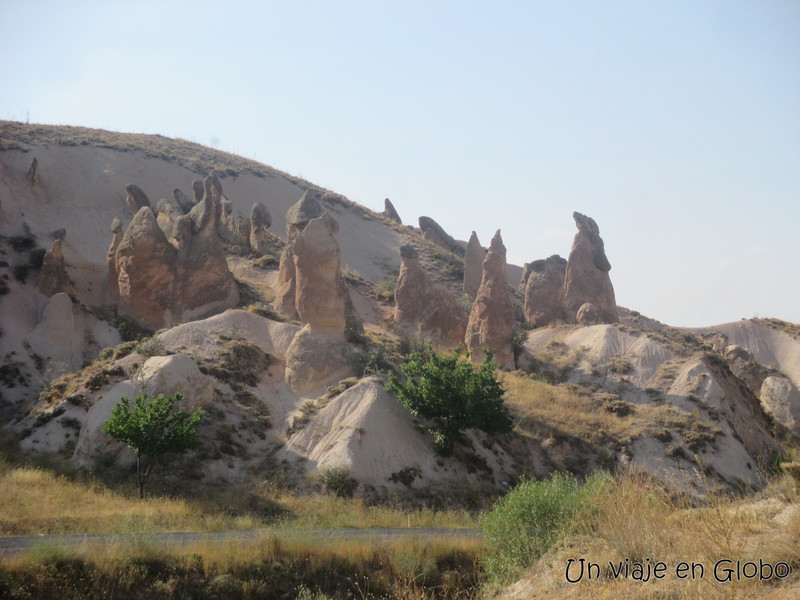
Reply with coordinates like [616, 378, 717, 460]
[1, 0, 798, 327]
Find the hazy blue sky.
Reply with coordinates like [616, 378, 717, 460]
[2, 0, 798, 326]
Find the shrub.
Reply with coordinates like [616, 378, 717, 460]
[134, 336, 167, 357]
[483, 472, 610, 584]
[386, 344, 513, 455]
[320, 467, 358, 498]
[103, 392, 203, 498]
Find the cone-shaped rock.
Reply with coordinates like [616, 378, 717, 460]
[115, 207, 178, 329]
[465, 230, 515, 369]
[394, 245, 466, 346]
[562, 212, 618, 323]
[463, 231, 486, 298]
[39, 238, 68, 297]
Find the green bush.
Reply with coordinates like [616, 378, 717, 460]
[386, 344, 513, 455]
[482, 472, 609, 584]
[319, 467, 358, 498]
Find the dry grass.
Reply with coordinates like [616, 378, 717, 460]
[0, 453, 476, 536]
[0, 534, 484, 599]
[493, 471, 800, 600]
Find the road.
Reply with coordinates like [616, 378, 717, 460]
[0, 528, 481, 557]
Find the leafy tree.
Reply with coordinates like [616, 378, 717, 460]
[386, 345, 513, 455]
[103, 392, 203, 498]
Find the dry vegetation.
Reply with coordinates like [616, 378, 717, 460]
[492, 470, 800, 600]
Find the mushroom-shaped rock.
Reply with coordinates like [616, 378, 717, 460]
[394, 245, 466, 346]
[419, 216, 464, 257]
[465, 230, 515, 369]
[292, 216, 346, 334]
[382, 198, 402, 224]
[124, 184, 151, 213]
[463, 231, 486, 298]
[562, 212, 618, 324]
[276, 192, 325, 319]
[39, 238, 68, 297]
[523, 255, 567, 326]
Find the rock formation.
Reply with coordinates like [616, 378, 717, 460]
[284, 214, 356, 395]
[419, 216, 464, 257]
[275, 192, 324, 319]
[219, 198, 251, 248]
[192, 180, 204, 204]
[394, 245, 466, 346]
[115, 207, 178, 329]
[26, 292, 83, 377]
[106, 218, 123, 301]
[465, 230, 515, 370]
[463, 231, 486, 298]
[111, 174, 238, 329]
[382, 198, 402, 224]
[172, 188, 194, 213]
[249, 202, 272, 254]
[173, 174, 239, 323]
[562, 212, 618, 323]
[39, 238, 68, 297]
[124, 184, 150, 213]
[760, 376, 800, 434]
[522, 255, 567, 326]
[25, 157, 39, 184]
[155, 198, 183, 241]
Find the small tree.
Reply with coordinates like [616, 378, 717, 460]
[103, 392, 203, 498]
[386, 345, 513, 455]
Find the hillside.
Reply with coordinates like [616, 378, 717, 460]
[1, 121, 799, 507]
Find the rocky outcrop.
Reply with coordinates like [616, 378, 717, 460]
[394, 245, 466, 346]
[156, 198, 183, 241]
[724, 345, 771, 397]
[173, 174, 239, 323]
[249, 202, 272, 254]
[284, 214, 356, 395]
[115, 207, 178, 329]
[419, 216, 464, 257]
[576, 303, 602, 324]
[39, 238, 68, 297]
[111, 174, 238, 329]
[25, 157, 39, 184]
[172, 188, 194, 213]
[463, 231, 486, 298]
[465, 230, 515, 369]
[192, 180, 204, 204]
[760, 376, 800, 434]
[293, 215, 346, 334]
[219, 198, 251, 248]
[562, 212, 617, 323]
[106, 218, 123, 301]
[382, 198, 402, 224]
[124, 184, 150, 213]
[522, 255, 567, 326]
[276, 192, 324, 319]
[26, 292, 83, 377]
